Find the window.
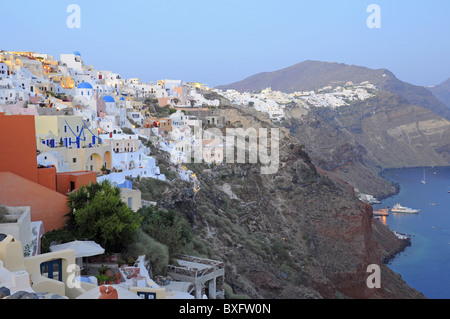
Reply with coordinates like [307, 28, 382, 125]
[73, 158, 77, 163]
[40, 259, 63, 282]
[137, 291, 156, 300]
[64, 125, 67, 133]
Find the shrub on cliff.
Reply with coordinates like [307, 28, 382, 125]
[137, 205, 192, 262]
[64, 180, 142, 253]
[122, 229, 169, 276]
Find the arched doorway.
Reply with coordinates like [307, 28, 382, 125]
[103, 151, 112, 169]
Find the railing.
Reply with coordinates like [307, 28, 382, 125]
[167, 255, 224, 279]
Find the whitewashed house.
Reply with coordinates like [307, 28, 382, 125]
[60, 52, 83, 72]
[98, 132, 165, 184]
[0, 62, 9, 79]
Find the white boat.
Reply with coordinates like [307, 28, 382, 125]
[421, 169, 426, 184]
[391, 203, 420, 214]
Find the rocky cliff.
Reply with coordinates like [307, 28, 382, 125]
[285, 90, 450, 199]
[137, 105, 426, 299]
[215, 61, 450, 200]
[429, 78, 450, 110]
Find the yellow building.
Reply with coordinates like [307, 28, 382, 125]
[35, 115, 112, 173]
[41, 146, 112, 173]
[0, 235, 97, 298]
[120, 188, 142, 212]
[36, 115, 103, 149]
[50, 75, 75, 90]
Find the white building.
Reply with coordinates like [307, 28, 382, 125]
[170, 110, 189, 128]
[127, 110, 145, 127]
[37, 150, 71, 173]
[60, 51, 83, 72]
[0, 62, 9, 79]
[163, 80, 183, 95]
[97, 132, 166, 184]
[98, 70, 121, 89]
[94, 83, 114, 95]
[102, 95, 116, 114]
[75, 82, 95, 101]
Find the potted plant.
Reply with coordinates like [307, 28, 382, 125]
[117, 258, 127, 268]
[98, 265, 110, 276]
[95, 274, 110, 286]
[115, 273, 122, 284]
[127, 257, 137, 267]
[106, 277, 114, 285]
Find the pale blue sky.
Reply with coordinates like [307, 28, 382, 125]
[2, 0, 449, 87]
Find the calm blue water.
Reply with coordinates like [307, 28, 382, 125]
[374, 166, 450, 299]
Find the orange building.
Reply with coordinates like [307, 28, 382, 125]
[38, 165, 58, 191]
[0, 172, 70, 232]
[0, 113, 97, 231]
[144, 116, 173, 134]
[56, 171, 97, 195]
[157, 97, 170, 107]
[0, 113, 39, 184]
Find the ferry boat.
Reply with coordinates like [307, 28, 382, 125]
[373, 208, 390, 216]
[391, 203, 420, 214]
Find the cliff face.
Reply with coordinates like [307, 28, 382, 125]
[216, 61, 450, 199]
[144, 106, 425, 299]
[285, 90, 450, 198]
[428, 78, 450, 110]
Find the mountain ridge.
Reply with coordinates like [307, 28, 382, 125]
[216, 60, 450, 120]
[214, 61, 450, 199]
[428, 78, 450, 110]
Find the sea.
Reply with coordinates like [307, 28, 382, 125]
[373, 166, 450, 299]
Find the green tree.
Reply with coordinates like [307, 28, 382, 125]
[66, 180, 142, 253]
[138, 205, 192, 261]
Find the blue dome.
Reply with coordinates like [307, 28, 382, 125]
[73, 51, 81, 56]
[103, 95, 115, 103]
[119, 97, 125, 101]
[77, 82, 93, 89]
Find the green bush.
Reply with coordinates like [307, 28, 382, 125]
[158, 164, 177, 181]
[40, 229, 78, 254]
[124, 229, 169, 275]
[132, 178, 170, 202]
[65, 180, 142, 253]
[224, 284, 250, 299]
[185, 236, 214, 259]
[270, 239, 290, 264]
[138, 205, 192, 262]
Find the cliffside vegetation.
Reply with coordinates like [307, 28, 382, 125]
[128, 104, 426, 299]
